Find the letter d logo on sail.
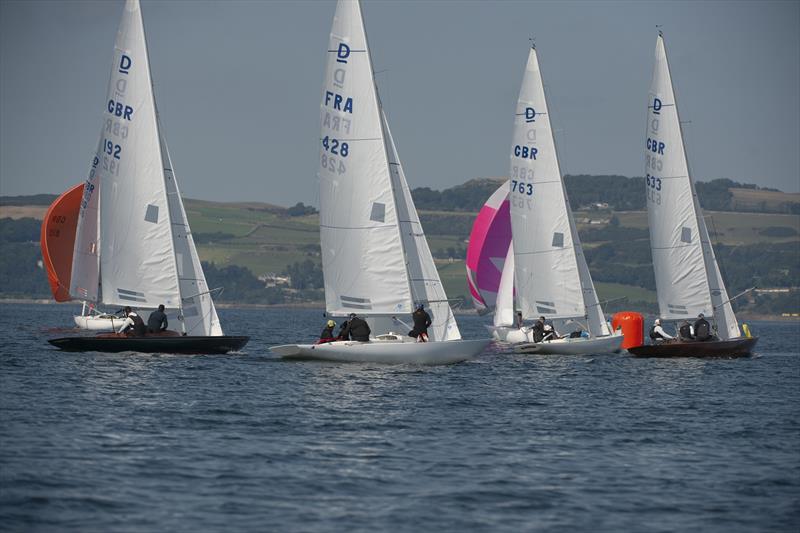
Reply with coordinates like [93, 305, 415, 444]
[119, 54, 132, 74]
[525, 107, 536, 123]
[652, 97, 662, 114]
[336, 43, 350, 64]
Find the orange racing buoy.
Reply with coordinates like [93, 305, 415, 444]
[611, 311, 644, 350]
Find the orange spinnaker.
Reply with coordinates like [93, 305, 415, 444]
[40, 183, 84, 302]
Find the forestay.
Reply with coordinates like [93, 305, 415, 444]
[509, 46, 608, 335]
[645, 34, 739, 339]
[318, 0, 412, 316]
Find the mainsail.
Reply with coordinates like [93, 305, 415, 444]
[319, 0, 459, 340]
[68, 0, 222, 336]
[645, 33, 739, 339]
[509, 46, 608, 336]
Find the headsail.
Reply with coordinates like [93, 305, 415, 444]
[41, 183, 83, 302]
[493, 241, 515, 328]
[383, 109, 460, 341]
[158, 117, 223, 336]
[645, 33, 739, 339]
[509, 46, 608, 335]
[318, 0, 412, 316]
[465, 182, 512, 314]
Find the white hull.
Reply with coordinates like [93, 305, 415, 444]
[488, 326, 623, 355]
[271, 336, 491, 365]
[73, 315, 123, 332]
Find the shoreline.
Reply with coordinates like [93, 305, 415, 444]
[2, 298, 797, 322]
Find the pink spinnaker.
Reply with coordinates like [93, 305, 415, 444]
[465, 181, 512, 314]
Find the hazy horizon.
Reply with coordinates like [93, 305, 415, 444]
[1, 0, 798, 205]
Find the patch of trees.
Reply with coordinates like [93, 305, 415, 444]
[286, 202, 318, 217]
[0, 194, 57, 206]
[0, 242, 50, 297]
[409, 175, 791, 214]
[283, 259, 323, 290]
[201, 262, 284, 304]
[0, 217, 40, 243]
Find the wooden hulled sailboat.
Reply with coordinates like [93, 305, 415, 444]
[628, 33, 757, 358]
[48, 0, 248, 354]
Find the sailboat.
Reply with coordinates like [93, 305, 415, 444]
[48, 0, 248, 354]
[270, 0, 490, 364]
[465, 181, 512, 316]
[41, 183, 124, 332]
[500, 44, 623, 355]
[628, 33, 757, 357]
[464, 182, 520, 337]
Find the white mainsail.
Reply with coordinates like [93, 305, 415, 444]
[69, 0, 222, 336]
[645, 33, 739, 339]
[509, 45, 609, 336]
[319, 0, 459, 340]
[319, 0, 412, 316]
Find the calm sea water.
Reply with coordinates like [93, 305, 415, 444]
[1, 302, 798, 532]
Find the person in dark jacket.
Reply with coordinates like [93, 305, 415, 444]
[147, 304, 168, 333]
[678, 320, 694, 341]
[693, 313, 712, 341]
[409, 304, 432, 342]
[531, 316, 546, 342]
[118, 306, 146, 336]
[515, 311, 524, 329]
[337, 320, 349, 340]
[342, 313, 371, 342]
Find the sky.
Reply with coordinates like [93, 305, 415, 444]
[1, 0, 798, 207]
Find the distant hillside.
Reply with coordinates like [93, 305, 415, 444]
[2, 175, 798, 315]
[411, 176, 800, 214]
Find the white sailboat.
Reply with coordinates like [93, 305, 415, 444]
[49, 0, 247, 354]
[271, 0, 489, 364]
[629, 32, 757, 357]
[499, 44, 623, 355]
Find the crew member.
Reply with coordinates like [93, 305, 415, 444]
[147, 304, 168, 333]
[542, 323, 559, 342]
[649, 318, 674, 342]
[337, 320, 349, 340]
[341, 313, 371, 342]
[515, 311, 524, 329]
[693, 313, 712, 341]
[531, 316, 546, 342]
[409, 304, 432, 342]
[317, 319, 337, 344]
[118, 306, 146, 336]
[678, 320, 693, 341]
